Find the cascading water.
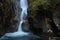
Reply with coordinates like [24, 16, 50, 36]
[0, 0, 41, 39]
[18, 0, 28, 32]
[2, 0, 29, 37]
[18, 10, 28, 31]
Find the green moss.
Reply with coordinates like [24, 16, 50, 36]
[29, 0, 50, 11]
[29, 0, 60, 11]
[6, 0, 14, 3]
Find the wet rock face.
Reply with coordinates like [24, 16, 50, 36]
[28, 0, 47, 36]
[0, 0, 20, 36]
[28, 8, 45, 36]
[28, 0, 60, 36]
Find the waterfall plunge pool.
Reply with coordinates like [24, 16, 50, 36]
[0, 0, 41, 40]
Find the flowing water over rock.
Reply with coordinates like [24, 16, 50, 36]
[0, 0, 41, 40]
[1, 0, 29, 38]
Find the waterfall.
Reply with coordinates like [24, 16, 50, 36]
[20, 0, 28, 10]
[18, 0, 28, 32]
[18, 10, 28, 31]
[2, 0, 29, 37]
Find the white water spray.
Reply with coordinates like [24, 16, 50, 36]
[18, 9, 28, 31]
[3, 0, 29, 37]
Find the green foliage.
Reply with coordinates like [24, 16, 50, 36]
[29, 0, 60, 20]
[0, 2, 3, 7]
[32, 0, 49, 8]
[29, 0, 60, 11]
[6, 0, 13, 3]
[29, 0, 50, 11]
[48, 0, 60, 9]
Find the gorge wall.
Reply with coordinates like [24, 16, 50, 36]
[0, 0, 60, 37]
[0, 0, 20, 35]
[28, 0, 60, 36]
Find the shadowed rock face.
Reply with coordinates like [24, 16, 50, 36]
[28, 0, 60, 37]
[0, 0, 60, 38]
[0, 0, 21, 37]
